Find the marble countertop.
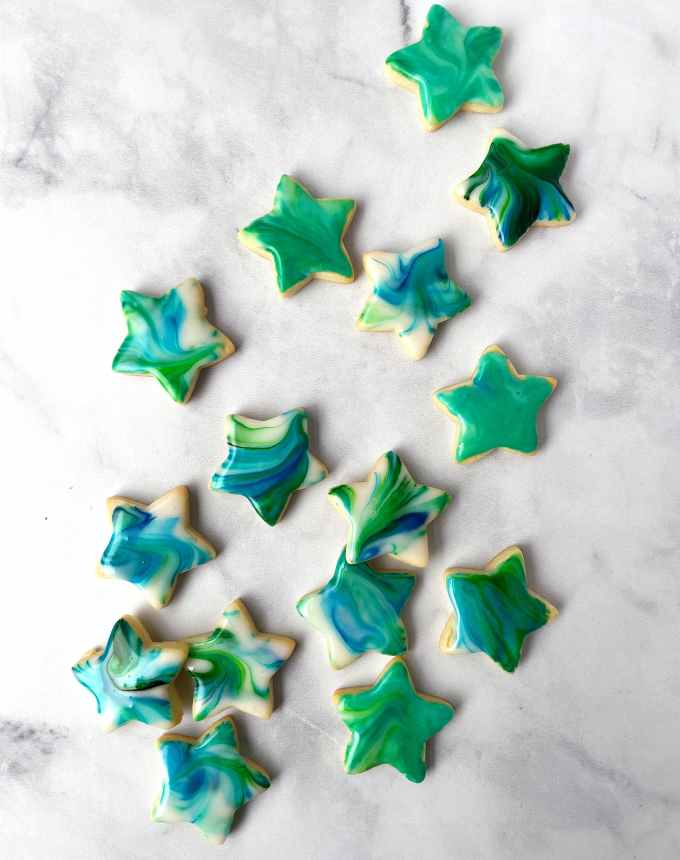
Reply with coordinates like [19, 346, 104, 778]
[2, 1, 679, 858]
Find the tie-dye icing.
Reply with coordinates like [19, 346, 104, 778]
[239, 175, 356, 297]
[210, 408, 327, 525]
[434, 346, 557, 463]
[112, 278, 235, 402]
[186, 599, 296, 721]
[334, 657, 454, 783]
[328, 451, 450, 567]
[440, 546, 558, 672]
[99, 486, 216, 609]
[357, 239, 470, 360]
[386, 5, 503, 131]
[297, 549, 416, 669]
[72, 616, 187, 731]
[152, 717, 270, 845]
[455, 129, 575, 250]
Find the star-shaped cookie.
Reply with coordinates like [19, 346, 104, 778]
[152, 717, 270, 844]
[440, 545, 558, 672]
[112, 278, 235, 402]
[357, 238, 470, 360]
[434, 345, 557, 464]
[72, 616, 187, 731]
[185, 599, 296, 721]
[334, 657, 454, 783]
[239, 174, 356, 297]
[98, 486, 216, 609]
[328, 451, 450, 567]
[385, 4, 503, 131]
[210, 408, 327, 525]
[297, 548, 416, 669]
[455, 129, 575, 250]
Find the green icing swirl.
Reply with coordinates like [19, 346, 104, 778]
[386, 4, 503, 130]
[239, 175, 356, 296]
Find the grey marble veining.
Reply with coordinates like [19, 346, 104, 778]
[1, 1, 679, 858]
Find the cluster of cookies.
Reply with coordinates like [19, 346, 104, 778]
[73, 4, 573, 845]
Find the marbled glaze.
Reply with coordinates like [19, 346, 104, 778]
[334, 657, 454, 783]
[112, 278, 235, 402]
[186, 599, 296, 721]
[440, 546, 558, 672]
[239, 175, 356, 296]
[357, 238, 470, 359]
[297, 548, 416, 668]
[152, 717, 270, 845]
[328, 451, 449, 567]
[455, 129, 575, 249]
[210, 408, 327, 525]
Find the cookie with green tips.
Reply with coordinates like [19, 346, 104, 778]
[297, 548, 416, 669]
[357, 238, 471, 360]
[440, 545, 558, 672]
[185, 599, 296, 721]
[152, 716, 271, 845]
[239, 175, 356, 297]
[455, 129, 575, 250]
[385, 4, 503, 131]
[210, 408, 327, 525]
[112, 278, 235, 403]
[434, 346, 557, 464]
[72, 616, 187, 732]
[333, 657, 454, 783]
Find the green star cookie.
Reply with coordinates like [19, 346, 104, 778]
[333, 657, 454, 783]
[385, 4, 503, 131]
[434, 345, 557, 463]
[440, 545, 558, 672]
[238, 175, 356, 297]
[455, 129, 575, 250]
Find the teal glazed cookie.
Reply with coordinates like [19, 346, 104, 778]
[72, 616, 187, 731]
[98, 486, 216, 609]
[440, 545, 558, 672]
[152, 717, 271, 845]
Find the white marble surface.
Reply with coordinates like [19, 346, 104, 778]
[1, 1, 679, 857]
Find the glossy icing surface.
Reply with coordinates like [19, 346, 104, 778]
[239, 175, 356, 296]
[186, 599, 296, 721]
[152, 717, 270, 845]
[440, 546, 558, 672]
[386, 4, 503, 130]
[210, 408, 327, 525]
[112, 278, 234, 402]
[328, 450, 450, 567]
[297, 548, 416, 669]
[455, 129, 575, 249]
[434, 346, 557, 463]
[72, 616, 187, 731]
[334, 657, 454, 783]
[357, 238, 470, 360]
[98, 486, 216, 608]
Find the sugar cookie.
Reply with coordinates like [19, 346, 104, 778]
[210, 408, 327, 525]
[328, 450, 450, 567]
[385, 4, 503, 131]
[112, 278, 235, 403]
[440, 545, 558, 672]
[333, 656, 454, 783]
[185, 599, 296, 721]
[454, 129, 575, 250]
[433, 345, 557, 464]
[357, 238, 470, 360]
[238, 175, 356, 297]
[152, 716, 270, 844]
[297, 548, 416, 669]
[98, 486, 215, 608]
[72, 616, 187, 731]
